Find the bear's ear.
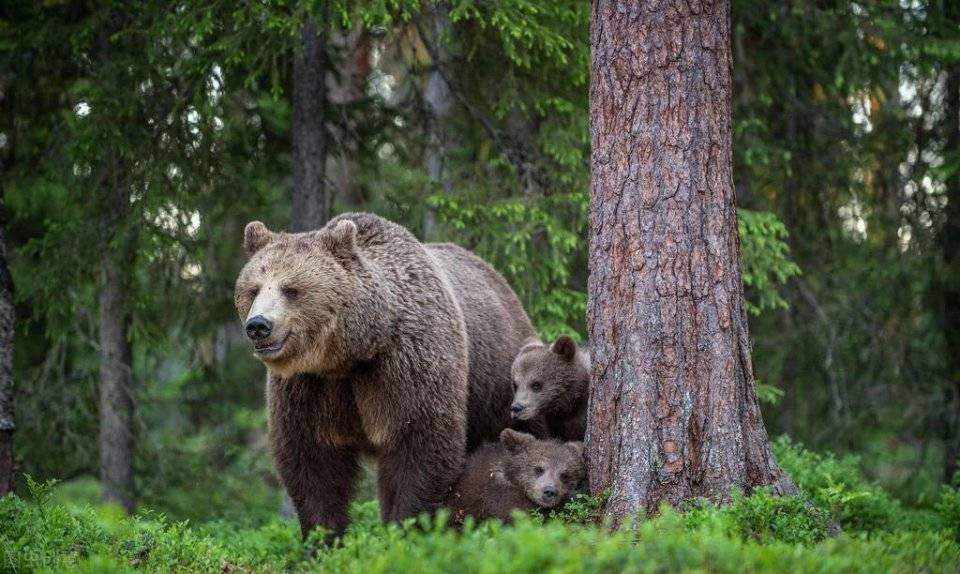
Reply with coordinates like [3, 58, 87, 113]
[551, 335, 577, 362]
[244, 221, 274, 257]
[324, 219, 358, 258]
[500, 428, 535, 453]
[565, 441, 585, 461]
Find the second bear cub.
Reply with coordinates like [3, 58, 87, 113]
[510, 335, 589, 441]
[445, 429, 585, 525]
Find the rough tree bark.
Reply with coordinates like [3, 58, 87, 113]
[586, 0, 795, 524]
[421, 2, 454, 240]
[0, 140, 15, 496]
[99, 250, 135, 513]
[291, 20, 330, 232]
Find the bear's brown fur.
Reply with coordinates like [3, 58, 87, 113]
[510, 335, 590, 441]
[234, 213, 535, 539]
[445, 429, 585, 526]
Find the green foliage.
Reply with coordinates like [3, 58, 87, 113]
[755, 381, 786, 405]
[3, 490, 960, 573]
[5, 441, 960, 571]
[546, 491, 607, 524]
[683, 489, 832, 545]
[432, 193, 587, 340]
[738, 209, 802, 315]
[774, 436, 907, 531]
[935, 485, 960, 542]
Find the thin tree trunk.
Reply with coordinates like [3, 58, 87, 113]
[421, 2, 453, 240]
[327, 25, 370, 210]
[586, 0, 795, 524]
[282, 17, 333, 516]
[99, 251, 135, 512]
[292, 20, 330, 232]
[504, 109, 540, 199]
[0, 153, 15, 496]
[939, 57, 960, 484]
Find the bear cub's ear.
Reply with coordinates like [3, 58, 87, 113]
[500, 429, 535, 453]
[552, 335, 577, 362]
[244, 221, 274, 257]
[565, 441, 585, 461]
[324, 219, 358, 258]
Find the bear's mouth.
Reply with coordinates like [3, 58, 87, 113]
[511, 408, 536, 422]
[530, 490, 563, 509]
[253, 332, 289, 358]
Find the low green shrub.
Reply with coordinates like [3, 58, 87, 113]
[682, 488, 832, 545]
[4, 440, 960, 572]
[774, 436, 906, 531]
[935, 484, 960, 541]
[4, 489, 959, 573]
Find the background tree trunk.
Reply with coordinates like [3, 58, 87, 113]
[291, 20, 330, 232]
[421, 2, 453, 240]
[99, 251, 135, 512]
[0, 152, 15, 496]
[586, 0, 795, 524]
[282, 16, 334, 517]
[327, 25, 370, 210]
[937, 42, 960, 485]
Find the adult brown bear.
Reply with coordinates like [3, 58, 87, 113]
[234, 213, 535, 538]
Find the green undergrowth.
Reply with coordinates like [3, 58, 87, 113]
[2, 438, 959, 573]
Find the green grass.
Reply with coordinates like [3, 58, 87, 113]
[2, 438, 959, 573]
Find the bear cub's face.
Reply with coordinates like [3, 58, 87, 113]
[510, 336, 589, 422]
[499, 429, 585, 508]
[234, 220, 358, 378]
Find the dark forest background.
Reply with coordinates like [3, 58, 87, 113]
[1, 0, 959, 523]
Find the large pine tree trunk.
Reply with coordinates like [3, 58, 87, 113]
[586, 0, 794, 524]
[0, 165, 15, 496]
[99, 252, 135, 512]
[291, 20, 330, 232]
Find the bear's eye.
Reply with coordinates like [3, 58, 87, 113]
[534, 466, 544, 476]
[560, 472, 570, 482]
[513, 381, 518, 391]
[248, 286, 260, 299]
[282, 286, 300, 300]
[531, 382, 543, 392]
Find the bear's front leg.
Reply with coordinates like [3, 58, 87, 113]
[376, 421, 465, 523]
[268, 375, 360, 541]
[277, 443, 359, 540]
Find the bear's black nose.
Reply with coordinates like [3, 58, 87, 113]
[510, 403, 525, 415]
[542, 486, 557, 499]
[245, 315, 273, 341]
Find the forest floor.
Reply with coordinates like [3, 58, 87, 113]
[2, 438, 959, 573]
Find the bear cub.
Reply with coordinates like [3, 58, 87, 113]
[445, 429, 585, 526]
[510, 335, 590, 441]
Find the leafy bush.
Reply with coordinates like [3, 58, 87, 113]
[545, 491, 607, 524]
[935, 485, 960, 541]
[682, 489, 832, 545]
[773, 436, 905, 531]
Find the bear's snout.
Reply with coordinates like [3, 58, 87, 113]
[510, 403, 525, 416]
[246, 315, 273, 341]
[541, 485, 557, 500]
